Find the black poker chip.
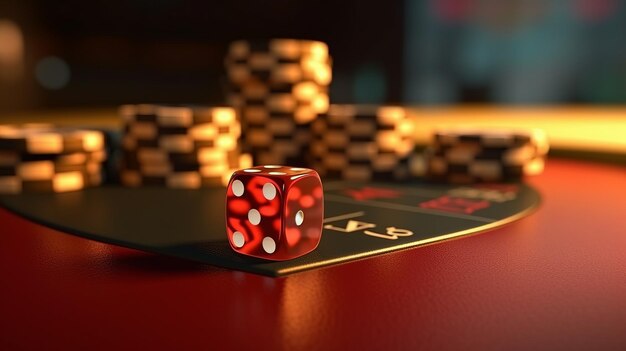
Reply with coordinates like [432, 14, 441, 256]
[0, 149, 107, 167]
[0, 161, 101, 178]
[309, 105, 415, 181]
[0, 125, 106, 155]
[433, 128, 549, 154]
[224, 38, 332, 166]
[121, 148, 242, 169]
[119, 104, 238, 127]
[0, 166, 103, 194]
[419, 127, 551, 184]
[119, 104, 252, 188]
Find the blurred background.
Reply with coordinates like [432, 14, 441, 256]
[0, 0, 625, 113]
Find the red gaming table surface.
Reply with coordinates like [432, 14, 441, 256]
[1, 158, 625, 350]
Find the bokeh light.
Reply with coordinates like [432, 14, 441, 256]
[0, 19, 24, 81]
[35, 56, 71, 90]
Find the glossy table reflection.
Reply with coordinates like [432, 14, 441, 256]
[1, 159, 626, 350]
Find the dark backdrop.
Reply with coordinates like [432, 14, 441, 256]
[0, 0, 624, 111]
[0, 0, 404, 110]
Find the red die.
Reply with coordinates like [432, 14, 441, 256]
[225, 165, 324, 260]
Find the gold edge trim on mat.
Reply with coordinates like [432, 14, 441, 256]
[276, 201, 540, 275]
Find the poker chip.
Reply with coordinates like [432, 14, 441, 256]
[228, 93, 329, 124]
[310, 105, 416, 181]
[119, 104, 238, 127]
[225, 39, 332, 86]
[0, 160, 101, 179]
[0, 164, 104, 194]
[120, 105, 241, 154]
[433, 128, 548, 153]
[0, 124, 108, 193]
[227, 80, 329, 98]
[121, 134, 238, 154]
[423, 128, 549, 184]
[121, 150, 246, 176]
[0, 149, 107, 167]
[0, 124, 105, 154]
[122, 148, 242, 167]
[225, 39, 332, 166]
[119, 153, 251, 187]
[242, 114, 311, 166]
[119, 104, 251, 188]
[122, 121, 240, 141]
[227, 39, 330, 61]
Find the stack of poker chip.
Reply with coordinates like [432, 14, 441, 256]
[0, 124, 107, 194]
[424, 128, 549, 184]
[310, 105, 416, 181]
[224, 39, 332, 165]
[119, 104, 251, 188]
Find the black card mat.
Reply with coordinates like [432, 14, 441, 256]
[0, 181, 540, 276]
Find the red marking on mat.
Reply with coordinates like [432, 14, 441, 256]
[419, 195, 490, 214]
[344, 187, 402, 201]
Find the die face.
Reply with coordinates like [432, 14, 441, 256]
[233, 165, 314, 188]
[226, 165, 324, 260]
[283, 174, 324, 258]
[226, 173, 283, 259]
